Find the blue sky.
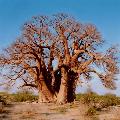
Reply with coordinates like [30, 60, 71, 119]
[0, 0, 120, 94]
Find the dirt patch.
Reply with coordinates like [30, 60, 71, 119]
[0, 102, 120, 120]
[97, 105, 120, 120]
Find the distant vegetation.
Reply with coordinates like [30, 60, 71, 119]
[76, 92, 120, 107]
[0, 91, 38, 103]
[1, 91, 120, 105]
[12, 91, 38, 102]
[76, 92, 120, 116]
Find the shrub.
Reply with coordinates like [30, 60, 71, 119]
[98, 94, 120, 108]
[78, 92, 99, 105]
[0, 102, 4, 113]
[55, 107, 67, 114]
[86, 107, 97, 116]
[0, 95, 7, 105]
[76, 92, 120, 111]
[0, 92, 15, 104]
[76, 94, 83, 101]
[12, 91, 38, 102]
[0, 95, 7, 114]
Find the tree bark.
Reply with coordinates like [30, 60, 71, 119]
[67, 71, 78, 102]
[57, 67, 68, 104]
[38, 73, 54, 103]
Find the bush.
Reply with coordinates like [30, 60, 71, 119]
[77, 92, 99, 104]
[86, 107, 97, 116]
[0, 92, 15, 104]
[76, 92, 120, 111]
[0, 94, 7, 113]
[52, 107, 67, 114]
[76, 94, 83, 101]
[0, 95, 7, 105]
[99, 94, 120, 108]
[0, 91, 38, 103]
[12, 91, 38, 102]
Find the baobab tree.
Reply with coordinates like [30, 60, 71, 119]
[0, 14, 119, 104]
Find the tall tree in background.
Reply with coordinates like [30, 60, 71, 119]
[0, 14, 119, 104]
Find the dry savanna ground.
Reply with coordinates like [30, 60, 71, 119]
[1, 92, 120, 120]
[0, 101, 120, 120]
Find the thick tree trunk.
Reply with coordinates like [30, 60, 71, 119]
[38, 91, 48, 103]
[67, 71, 78, 102]
[38, 73, 54, 103]
[57, 67, 68, 104]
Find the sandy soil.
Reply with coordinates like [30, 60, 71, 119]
[97, 105, 120, 120]
[0, 102, 120, 120]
